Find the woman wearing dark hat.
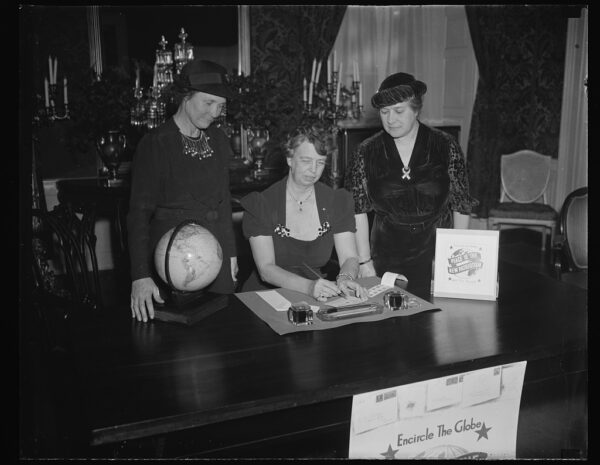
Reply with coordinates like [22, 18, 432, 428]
[345, 72, 477, 291]
[128, 59, 238, 322]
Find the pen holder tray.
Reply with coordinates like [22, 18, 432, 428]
[316, 303, 384, 321]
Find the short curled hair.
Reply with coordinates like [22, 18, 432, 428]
[284, 121, 337, 163]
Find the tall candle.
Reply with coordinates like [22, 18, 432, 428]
[315, 60, 322, 84]
[310, 58, 316, 83]
[333, 50, 337, 71]
[135, 66, 140, 88]
[353, 61, 357, 82]
[335, 63, 342, 106]
[53, 58, 58, 85]
[303, 78, 307, 103]
[359, 82, 362, 106]
[356, 61, 360, 82]
[63, 77, 68, 105]
[327, 58, 331, 84]
[308, 81, 314, 105]
[44, 77, 50, 107]
[48, 56, 53, 85]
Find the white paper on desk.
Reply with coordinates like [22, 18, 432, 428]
[397, 383, 427, 420]
[381, 271, 408, 287]
[256, 290, 292, 312]
[351, 387, 398, 435]
[461, 366, 501, 407]
[425, 373, 462, 411]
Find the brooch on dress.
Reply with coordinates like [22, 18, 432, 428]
[317, 221, 331, 237]
[274, 224, 291, 237]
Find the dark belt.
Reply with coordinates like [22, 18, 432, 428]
[382, 215, 439, 234]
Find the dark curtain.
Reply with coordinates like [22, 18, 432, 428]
[249, 5, 347, 171]
[465, 5, 568, 217]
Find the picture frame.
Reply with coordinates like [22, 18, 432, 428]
[432, 228, 500, 301]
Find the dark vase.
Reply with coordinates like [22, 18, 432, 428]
[96, 130, 127, 184]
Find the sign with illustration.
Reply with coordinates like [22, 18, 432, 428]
[432, 228, 500, 300]
[348, 361, 527, 460]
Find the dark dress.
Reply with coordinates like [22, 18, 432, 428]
[127, 117, 236, 294]
[240, 177, 356, 292]
[345, 122, 477, 288]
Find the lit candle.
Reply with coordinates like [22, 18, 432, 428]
[303, 77, 307, 103]
[48, 56, 53, 85]
[44, 77, 50, 107]
[308, 81, 314, 106]
[53, 58, 58, 86]
[63, 77, 68, 105]
[310, 58, 316, 83]
[315, 60, 322, 84]
[327, 58, 331, 84]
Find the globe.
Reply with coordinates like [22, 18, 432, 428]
[154, 221, 223, 293]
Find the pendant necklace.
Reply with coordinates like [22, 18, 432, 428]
[402, 166, 411, 180]
[180, 131, 214, 159]
[287, 185, 314, 212]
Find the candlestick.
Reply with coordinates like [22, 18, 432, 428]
[48, 56, 53, 85]
[308, 81, 314, 106]
[44, 77, 50, 107]
[53, 58, 58, 86]
[311, 58, 316, 83]
[335, 70, 341, 106]
[63, 77, 68, 105]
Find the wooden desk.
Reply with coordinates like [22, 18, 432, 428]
[55, 261, 587, 458]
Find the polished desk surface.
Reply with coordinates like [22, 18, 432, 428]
[60, 260, 587, 452]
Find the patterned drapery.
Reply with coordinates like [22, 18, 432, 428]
[465, 5, 568, 218]
[249, 5, 347, 170]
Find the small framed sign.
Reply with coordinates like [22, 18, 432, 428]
[432, 229, 500, 301]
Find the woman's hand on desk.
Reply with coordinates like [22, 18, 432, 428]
[337, 279, 369, 300]
[131, 277, 164, 322]
[311, 278, 342, 302]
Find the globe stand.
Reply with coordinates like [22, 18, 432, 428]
[154, 288, 229, 326]
[152, 219, 228, 326]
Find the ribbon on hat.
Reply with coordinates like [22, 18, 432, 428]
[189, 73, 224, 86]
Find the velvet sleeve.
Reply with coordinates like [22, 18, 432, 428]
[126, 132, 162, 281]
[330, 187, 356, 234]
[447, 138, 478, 214]
[240, 191, 273, 238]
[344, 144, 372, 214]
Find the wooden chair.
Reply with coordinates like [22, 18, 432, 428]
[553, 187, 587, 289]
[488, 150, 558, 250]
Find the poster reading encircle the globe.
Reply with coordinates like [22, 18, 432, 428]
[348, 361, 527, 460]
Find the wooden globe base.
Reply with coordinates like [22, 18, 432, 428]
[154, 289, 229, 325]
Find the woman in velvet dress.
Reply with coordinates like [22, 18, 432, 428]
[241, 123, 367, 302]
[128, 59, 238, 322]
[345, 72, 477, 290]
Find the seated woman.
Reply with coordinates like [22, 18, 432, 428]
[240, 123, 367, 302]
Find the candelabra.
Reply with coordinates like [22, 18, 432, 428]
[174, 28, 194, 75]
[39, 83, 70, 123]
[303, 72, 362, 124]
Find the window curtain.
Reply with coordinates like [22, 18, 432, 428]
[332, 5, 446, 125]
[465, 5, 568, 218]
[249, 5, 346, 169]
[554, 7, 588, 211]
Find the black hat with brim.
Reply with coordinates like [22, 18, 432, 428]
[176, 59, 234, 99]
